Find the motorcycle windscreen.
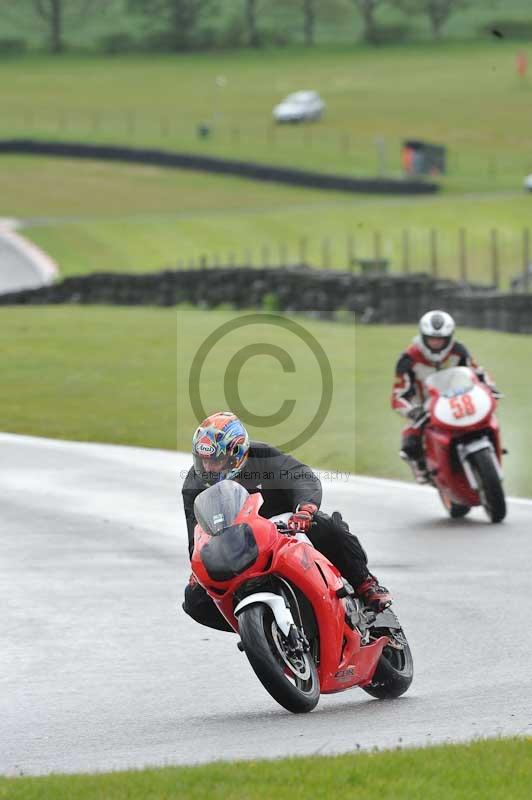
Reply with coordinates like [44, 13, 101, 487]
[425, 366, 474, 397]
[194, 480, 250, 536]
[200, 523, 259, 582]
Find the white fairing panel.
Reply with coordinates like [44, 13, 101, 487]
[234, 592, 295, 636]
[433, 384, 492, 428]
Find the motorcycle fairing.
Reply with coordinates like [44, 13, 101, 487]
[267, 543, 387, 692]
[426, 368, 496, 433]
[200, 523, 259, 582]
[192, 484, 390, 694]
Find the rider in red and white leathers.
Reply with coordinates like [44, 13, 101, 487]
[391, 310, 497, 482]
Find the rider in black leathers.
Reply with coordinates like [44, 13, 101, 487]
[181, 412, 391, 632]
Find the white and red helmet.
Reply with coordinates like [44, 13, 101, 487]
[418, 310, 455, 364]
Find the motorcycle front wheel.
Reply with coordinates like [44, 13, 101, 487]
[469, 449, 506, 523]
[238, 603, 320, 714]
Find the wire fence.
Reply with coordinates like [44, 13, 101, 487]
[2, 107, 532, 183]
[177, 228, 532, 292]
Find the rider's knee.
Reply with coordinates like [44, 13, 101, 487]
[401, 434, 423, 459]
[182, 582, 204, 621]
[182, 581, 233, 632]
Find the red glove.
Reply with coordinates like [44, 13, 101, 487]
[287, 502, 318, 533]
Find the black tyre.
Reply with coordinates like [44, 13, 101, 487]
[362, 629, 414, 700]
[450, 503, 471, 518]
[238, 603, 320, 714]
[469, 449, 506, 523]
[438, 490, 471, 519]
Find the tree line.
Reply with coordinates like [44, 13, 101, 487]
[0, 1, 495, 54]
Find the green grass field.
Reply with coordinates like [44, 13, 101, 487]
[1, 737, 531, 800]
[2, 42, 532, 189]
[1, 306, 530, 496]
[3, 42, 532, 284]
[3, 155, 531, 286]
[0, 306, 177, 450]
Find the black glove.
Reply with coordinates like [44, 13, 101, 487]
[408, 405, 427, 423]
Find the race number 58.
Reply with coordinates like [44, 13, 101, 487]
[450, 395, 476, 419]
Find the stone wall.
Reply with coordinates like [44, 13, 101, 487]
[1, 267, 531, 333]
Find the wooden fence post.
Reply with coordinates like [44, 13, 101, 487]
[490, 229, 499, 288]
[92, 111, 101, 134]
[261, 244, 270, 267]
[373, 231, 382, 262]
[299, 236, 308, 266]
[321, 238, 331, 269]
[347, 235, 356, 271]
[430, 229, 438, 278]
[523, 228, 530, 292]
[160, 116, 170, 137]
[126, 110, 135, 136]
[402, 230, 410, 273]
[23, 109, 35, 130]
[341, 133, 350, 155]
[459, 228, 467, 283]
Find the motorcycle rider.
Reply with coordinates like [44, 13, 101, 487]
[392, 309, 497, 483]
[182, 410, 391, 632]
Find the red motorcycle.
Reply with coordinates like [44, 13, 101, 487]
[420, 366, 506, 523]
[191, 481, 413, 714]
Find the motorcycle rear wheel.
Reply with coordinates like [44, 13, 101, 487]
[469, 449, 506, 523]
[238, 603, 320, 714]
[362, 629, 413, 700]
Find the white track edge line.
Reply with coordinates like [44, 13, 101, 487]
[2, 432, 531, 506]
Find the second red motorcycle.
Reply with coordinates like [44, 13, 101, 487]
[415, 366, 506, 523]
[191, 480, 413, 713]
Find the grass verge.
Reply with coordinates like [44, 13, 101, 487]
[0, 306, 530, 496]
[1, 737, 531, 799]
[3, 156, 531, 286]
[0, 306, 177, 450]
[1, 42, 532, 189]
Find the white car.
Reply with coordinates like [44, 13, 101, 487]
[273, 90, 325, 124]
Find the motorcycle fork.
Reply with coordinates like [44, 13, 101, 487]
[276, 577, 315, 659]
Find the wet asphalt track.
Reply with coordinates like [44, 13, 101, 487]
[1, 433, 531, 776]
[0, 228, 55, 293]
